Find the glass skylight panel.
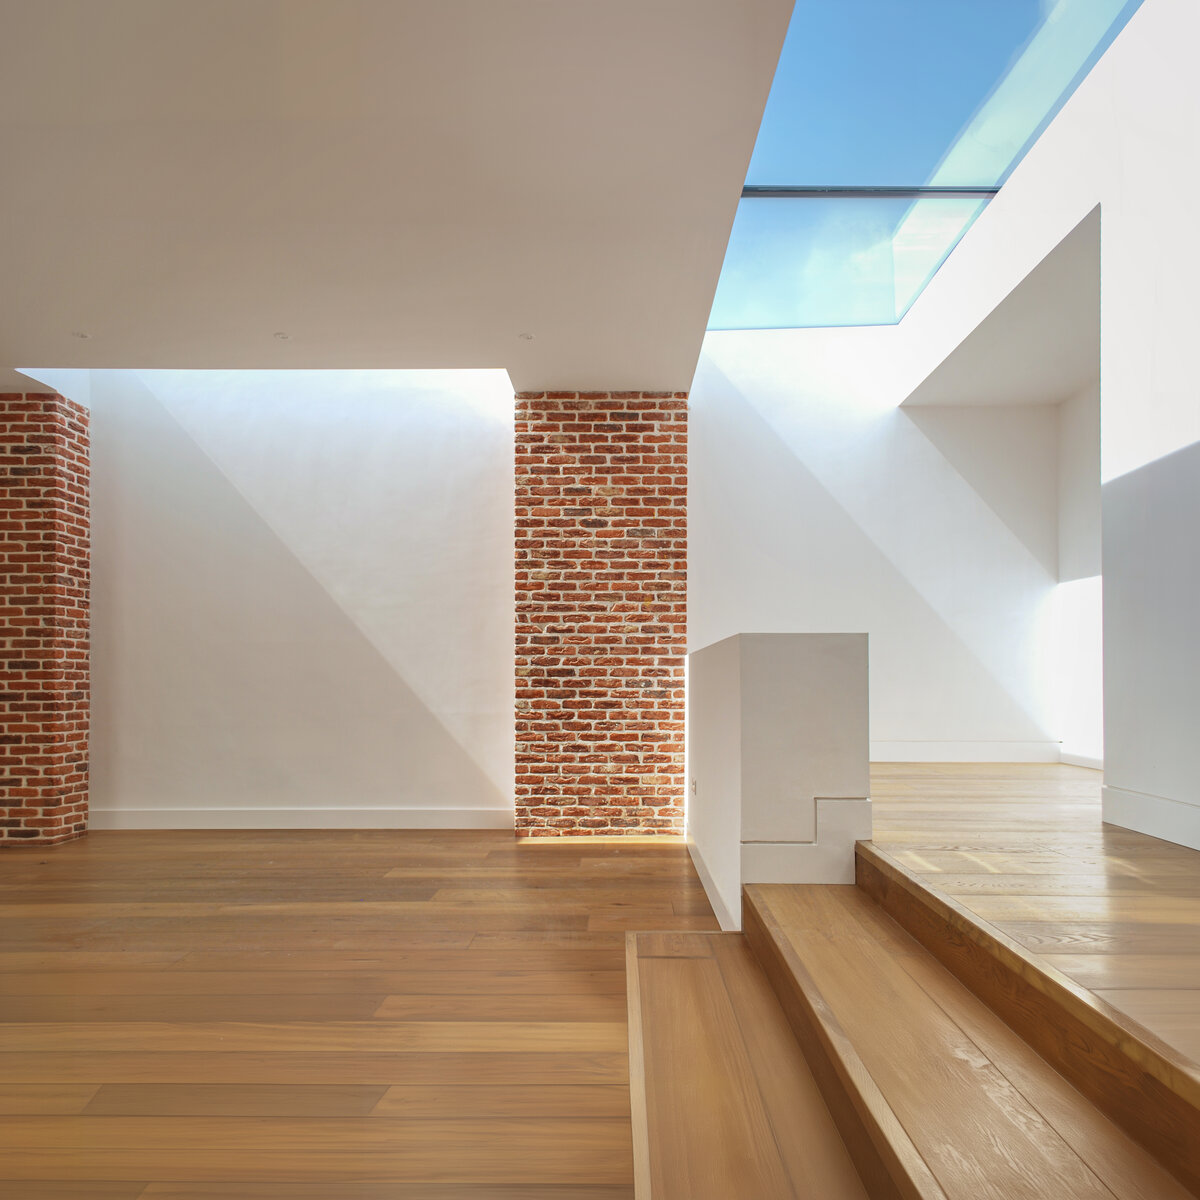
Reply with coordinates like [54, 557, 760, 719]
[709, 195, 987, 330]
[711, 0, 1144, 330]
[746, 0, 1047, 189]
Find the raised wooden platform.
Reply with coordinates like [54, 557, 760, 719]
[870, 763, 1200, 1066]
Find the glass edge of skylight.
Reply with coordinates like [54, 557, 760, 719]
[705, 319, 901, 333]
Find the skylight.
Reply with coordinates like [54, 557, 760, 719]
[708, 0, 1143, 330]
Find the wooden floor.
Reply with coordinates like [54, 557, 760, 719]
[7, 768, 1199, 1196]
[627, 931, 866, 1200]
[0, 829, 717, 1198]
[871, 763, 1200, 1065]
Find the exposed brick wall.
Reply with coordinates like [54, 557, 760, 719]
[1, 393, 90, 846]
[515, 391, 686, 836]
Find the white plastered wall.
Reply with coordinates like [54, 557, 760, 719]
[31, 367, 516, 829]
[687, 633, 870, 928]
[1054, 381, 1103, 767]
[690, 338, 1063, 762]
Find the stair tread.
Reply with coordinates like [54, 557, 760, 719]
[627, 930, 867, 1200]
[746, 883, 1193, 1200]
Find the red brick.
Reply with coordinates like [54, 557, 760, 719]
[0, 393, 89, 847]
[514, 391, 686, 837]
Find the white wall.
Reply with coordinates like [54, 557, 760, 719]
[686, 635, 742, 926]
[688, 634, 870, 928]
[690, 339, 1062, 761]
[1103, 441, 1200, 849]
[1058, 380, 1102, 582]
[1053, 381, 1104, 767]
[79, 368, 515, 828]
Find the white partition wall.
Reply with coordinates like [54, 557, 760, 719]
[37, 368, 517, 830]
[687, 633, 870, 928]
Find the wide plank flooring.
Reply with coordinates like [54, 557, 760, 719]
[0, 829, 717, 1197]
[628, 931, 867, 1199]
[871, 763, 1200, 1065]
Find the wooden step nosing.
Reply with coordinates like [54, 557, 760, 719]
[625, 932, 653, 1200]
[742, 886, 949, 1200]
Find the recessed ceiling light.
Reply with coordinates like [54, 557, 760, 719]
[69, 331, 90, 340]
[273, 331, 290, 341]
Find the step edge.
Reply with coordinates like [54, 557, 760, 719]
[742, 885, 949, 1200]
[625, 932, 653, 1200]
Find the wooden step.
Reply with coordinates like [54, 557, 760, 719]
[743, 883, 1195, 1200]
[625, 930, 867, 1200]
[856, 840, 1200, 1195]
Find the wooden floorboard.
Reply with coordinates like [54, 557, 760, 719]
[0, 829, 716, 1193]
[138, 1187, 634, 1199]
[871, 763, 1200, 1067]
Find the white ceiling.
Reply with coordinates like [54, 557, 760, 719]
[0, 0, 791, 392]
[903, 206, 1101, 407]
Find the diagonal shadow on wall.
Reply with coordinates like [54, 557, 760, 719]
[88, 370, 511, 822]
[136, 366, 515, 797]
[905, 404, 1060, 579]
[690, 361, 1052, 746]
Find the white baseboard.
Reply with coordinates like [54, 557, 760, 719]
[686, 839, 739, 931]
[88, 807, 515, 831]
[1060, 752, 1103, 770]
[871, 740, 1061, 763]
[1101, 785, 1200, 852]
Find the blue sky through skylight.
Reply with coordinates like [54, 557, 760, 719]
[710, 0, 1144, 329]
[747, 0, 1045, 188]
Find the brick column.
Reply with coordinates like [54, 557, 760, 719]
[515, 391, 686, 836]
[1, 392, 90, 845]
